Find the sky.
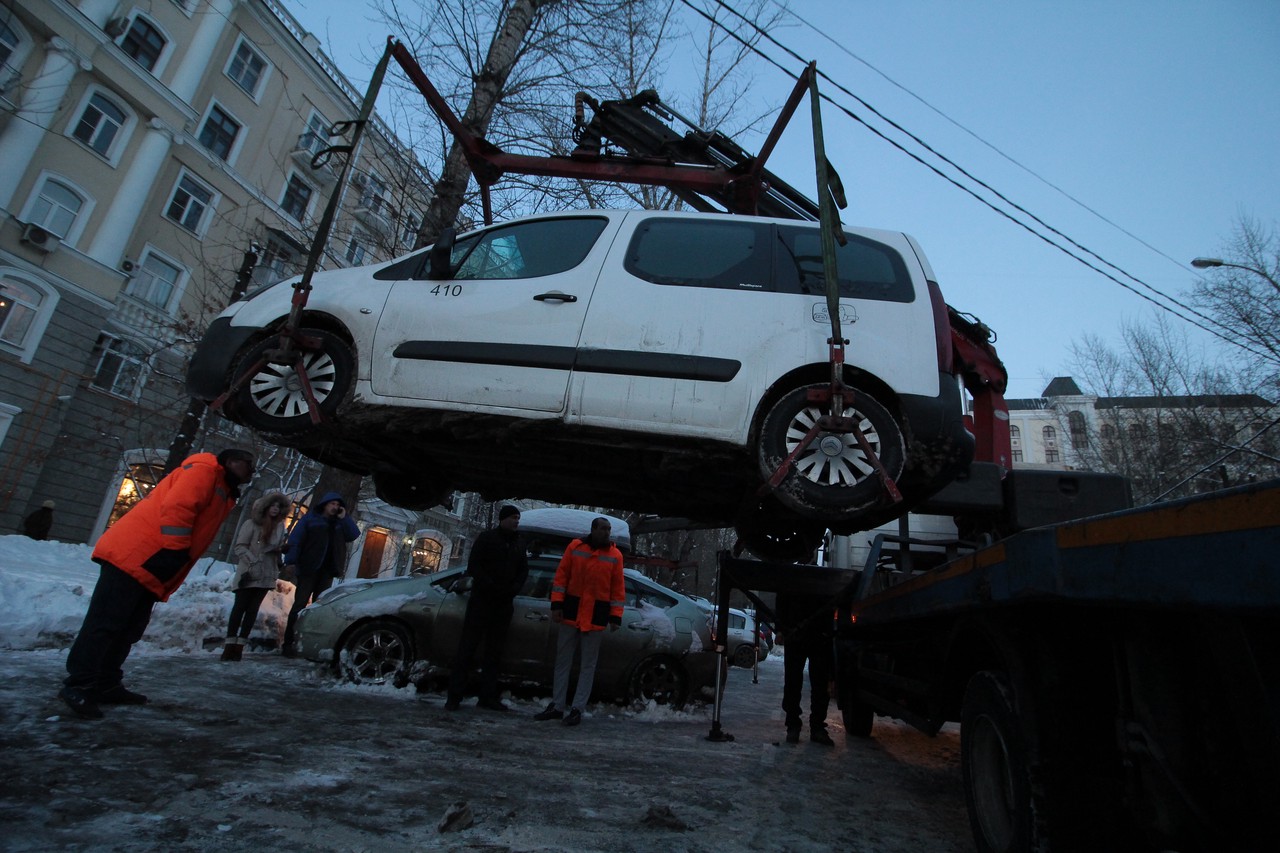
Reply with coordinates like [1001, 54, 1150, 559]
[286, 0, 1280, 399]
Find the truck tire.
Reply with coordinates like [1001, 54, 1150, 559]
[961, 670, 1034, 853]
[837, 677, 874, 738]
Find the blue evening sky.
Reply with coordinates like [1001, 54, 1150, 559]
[290, 0, 1280, 399]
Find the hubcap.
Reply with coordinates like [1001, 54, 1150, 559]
[784, 404, 881, 486]
[249, 351, 337, 419]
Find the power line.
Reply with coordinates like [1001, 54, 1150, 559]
[761, 0, 1197, 278]
[684, 0, 1278, 364]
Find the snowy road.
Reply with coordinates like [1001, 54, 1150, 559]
[1, 650, 971, 851]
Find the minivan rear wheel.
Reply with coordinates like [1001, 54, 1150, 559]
[758, 384, 905, 521]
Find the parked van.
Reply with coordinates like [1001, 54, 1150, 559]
[187, 210, 972, 559]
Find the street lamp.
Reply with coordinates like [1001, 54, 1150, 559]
[1190, 257, 1280, 293]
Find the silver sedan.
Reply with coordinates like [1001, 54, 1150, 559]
[296, 558, 720, 709]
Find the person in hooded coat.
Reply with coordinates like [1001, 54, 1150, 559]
[222, 491, 292, 661]
[280, 491, 359, 656]
[60, 449, 255, 719]
[22, 500, 55, 540]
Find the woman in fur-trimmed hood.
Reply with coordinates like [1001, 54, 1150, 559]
[222, 491, 292, 661]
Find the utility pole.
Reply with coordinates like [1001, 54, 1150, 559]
[163, 244, 260, 473]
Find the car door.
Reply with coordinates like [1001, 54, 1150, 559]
[370, 216, 617, 413]
[504, 565, 557, 682]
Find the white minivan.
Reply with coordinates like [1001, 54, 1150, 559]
[188, 210, 972, 559]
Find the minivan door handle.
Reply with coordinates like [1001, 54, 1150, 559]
[533, 292, 577, 303]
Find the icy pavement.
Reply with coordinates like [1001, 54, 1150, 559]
[1, 650, 970, 851]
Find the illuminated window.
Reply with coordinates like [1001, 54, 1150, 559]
[106, 462, 163, 529]
[411, 536, 444, 573]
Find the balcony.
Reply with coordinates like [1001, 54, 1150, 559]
[290, 132, 338, 185]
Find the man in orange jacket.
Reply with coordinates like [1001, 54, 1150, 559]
[59, 449, 255, 719]
[533, 517, 625, 726]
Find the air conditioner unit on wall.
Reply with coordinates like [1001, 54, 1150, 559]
[105, 17, 130, 39]
[120, 257, 137, 275]
[20, 223, 57, 253]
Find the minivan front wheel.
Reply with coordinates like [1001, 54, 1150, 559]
[231, 328, 354, 433]
[758, 384, 905, 521]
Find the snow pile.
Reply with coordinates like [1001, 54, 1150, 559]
[0, 534, 293, 651]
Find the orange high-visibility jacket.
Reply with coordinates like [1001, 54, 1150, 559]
[93, 452, 239, 601]
[550, 538, 625, 632]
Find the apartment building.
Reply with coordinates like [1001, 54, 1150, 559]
[0, 0, 442, 560]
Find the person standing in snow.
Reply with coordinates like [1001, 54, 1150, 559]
[445, 505, 529, 711]
[60, 449, 255, 719]
[21, 500, 55, 540]
[533, 517, 625, 726]
[222, 491, 292, 661]
[775, 591, 836, 745]
[279, 491, 359, 656]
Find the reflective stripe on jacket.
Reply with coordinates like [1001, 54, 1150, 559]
[550, 538, 625, 632]
[93, 452, 238, 601]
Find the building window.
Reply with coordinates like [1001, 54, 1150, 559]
[1011, 449, 1023, 463]
[198, 104, 240, 161]
[72, 92, 128, 158]
[1009, 424, 1021, 446]
[126, 252, 184, 311]
[1100, 423, 1116, 441]
[1068, 411, 1088, 449]
[297, 112, 330, 156]
[1043, 425, 1059, 464]
[0, 20, 19, 71]
[345, 235, 367, 266]
[281, 174, 313, 223]
[226, 38, 268, 98]
[401, 211, 420, 247]
[91, 333, 148, 399]
[119, 17, 166, 72]
[2, 17, 32, 83]
[28, 178, 84, 238]
[106, 461, 164, 530]
[359, 173, 388, 215]
[166, 173, 215, 233]
[259, 233, 301, 280]
[0, 276, 42, 347]
[411, 536, 445, 573]
[0, 271, 57, 361]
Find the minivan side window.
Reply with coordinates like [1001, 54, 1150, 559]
[452, 217, 608, 280]
[625, 218, 773, 290]
[775, 226, 914, 303]
[373, 217, 607, 281]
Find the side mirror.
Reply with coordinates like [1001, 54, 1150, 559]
[427, 227, 457, 280]
[449, 575, 473, 595]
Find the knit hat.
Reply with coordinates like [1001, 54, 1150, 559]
[498, 505, 520, 521]
[42, 500, 55, 509]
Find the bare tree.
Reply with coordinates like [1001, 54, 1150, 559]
[1064, 316, 1277, 503]
[1188, 215, 1280, 399]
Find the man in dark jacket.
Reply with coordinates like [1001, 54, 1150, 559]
[446, 505, 529, 711]
[60, 449, 254, 719]
[280, 491, 360, 656]
[776, 591, 836, 745]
